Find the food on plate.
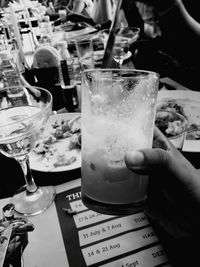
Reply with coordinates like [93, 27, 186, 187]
[155, 111, 187, 138]
[54, 154, 77, 167]
[156, 100, 186, 117]
[32, 115, 81, 170]
[186, 130, 200, 140]
[157, 98, 200, 140]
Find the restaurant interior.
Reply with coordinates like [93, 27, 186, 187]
[0, 0, 200, 266]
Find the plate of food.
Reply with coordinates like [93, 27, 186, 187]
[29, 113, 81, 172]
[157, 90, 200, 152]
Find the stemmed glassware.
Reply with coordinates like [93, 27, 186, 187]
[0, 77, 56, 216]
[96, 27, 140, 68]
[112, 27, 140, 68]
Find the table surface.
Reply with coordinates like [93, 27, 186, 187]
[1, 18, 199, 266]
[0, 179, 172, 267]
[1, 76, 200, 266]
[0, 178, 81, 267]
[1, 74, 199, 198]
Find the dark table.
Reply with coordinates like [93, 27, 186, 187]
[0, 153, 81, 199]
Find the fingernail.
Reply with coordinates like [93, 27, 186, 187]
[125, 151, 145, 166]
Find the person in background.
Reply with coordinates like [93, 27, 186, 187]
[0, 0, 11, 8]
[147, 0, 200, 67]
[38, 0, 48, 7]
[125, 127, 200, 266]
[68, 0, 94, 19]
[92, 0, 113, 26]
[54, 0, 118, 30]
[128, 0, 200, 90]
[121, 0, 145, 35]
[45, 1, 56, 16]
[0, 203, 35, 267]
[0, 0, 20, 8]
[53, 0, 70, 11]
[55, 0, 96, 26]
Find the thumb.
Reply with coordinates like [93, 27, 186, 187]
[125, 148, 169, 173]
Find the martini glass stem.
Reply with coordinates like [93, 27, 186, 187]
[113, 57, 124, 68]
[17, 155, 38, 193]
[118, 58, 124, 68]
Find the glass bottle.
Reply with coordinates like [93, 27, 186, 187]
[58, 43, 79, 112]
[39, 15, 53, 44]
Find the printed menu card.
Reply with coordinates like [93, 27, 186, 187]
[55, 186, 171, 266]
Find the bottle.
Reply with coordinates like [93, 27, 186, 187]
[48, 2, 55, 15]
[28, 8, 41, 41]
[39, 15, 53, 44]
[43, 16, 53, 36]
[20, 25, 35, 53]
[59, 42, 75, 83]
[58, 43, 79, 112]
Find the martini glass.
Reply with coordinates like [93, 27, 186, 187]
[112, 27, 140, 68]
[0, 85, 56, 216]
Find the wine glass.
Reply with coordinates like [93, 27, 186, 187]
[112, 27, 140, 68]
[0, 85, 56, 216]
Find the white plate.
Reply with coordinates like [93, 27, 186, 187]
[60, 22, 75, 32]
[157, 90, 200, 152]
[52, 27, 97, 44]
[64, 27, 97, 40]
[29, 113, 81, 172]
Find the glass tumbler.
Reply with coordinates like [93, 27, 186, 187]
[81, 69, 159, 215]
[75, 37, 93, 60]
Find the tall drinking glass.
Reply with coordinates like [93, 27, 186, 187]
[75, 37, 94, 61]
[0, 86, 55, 216]
[81, 69, 159, 215]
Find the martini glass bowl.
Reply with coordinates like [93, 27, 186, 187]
[112, 27, 140, 68]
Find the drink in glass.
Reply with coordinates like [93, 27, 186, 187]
[0, 86, 55, 216]
[75, 37, 93, 61]
[112, 36, 129, 67]
[0, 106, 48, 158]
[81, 69, 159, 215]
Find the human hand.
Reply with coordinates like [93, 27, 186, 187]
[125, 127, 200, 238]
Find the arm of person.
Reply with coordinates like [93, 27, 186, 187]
[135, 0, 200, 62]
[67, 12, 95, 26]
[71, 0, 85, 14]
[158, 1, 200, 43]
[125, 127, 200, 238]
[58, 0, 95, 26]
